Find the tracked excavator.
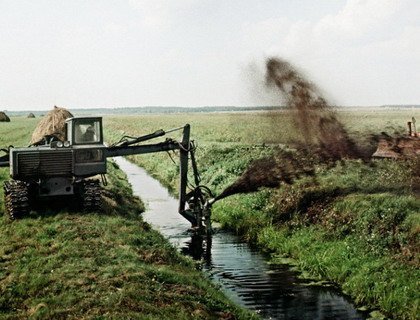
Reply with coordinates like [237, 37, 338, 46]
[0, 117, 213, 234]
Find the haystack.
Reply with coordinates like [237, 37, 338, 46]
[27, 112, 35, 118]
[0, 111, 10, 122]
[30, 106, 73, 145]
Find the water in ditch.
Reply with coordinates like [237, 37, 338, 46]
[114, 157, 368, 320]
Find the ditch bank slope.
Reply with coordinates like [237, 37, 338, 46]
[0, 118, 255, 320]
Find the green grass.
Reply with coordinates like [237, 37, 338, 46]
[210, 159, 420, 319]
[0, 117, 257, 319]
[4, 109, 418, 319]
[257, 226, 419, 319]
[103, 109, 420, 319]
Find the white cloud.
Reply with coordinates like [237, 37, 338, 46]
[314, 0, 402, 40]
[239, 0, 420, 105]
[281, 0, 405, 55]
[103, 22, 128, 34]
[242, 17, 290, 50]
[128, 0, 200, 29]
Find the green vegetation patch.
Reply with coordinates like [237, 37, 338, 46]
[257, 226, 419, 320]
[210, 160, 420, 319]
[103, 110, 420, 320]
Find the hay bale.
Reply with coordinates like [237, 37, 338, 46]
[30, 106, 73, 145]
[27, 112, 35, 118]
[0, 111, 10, 122]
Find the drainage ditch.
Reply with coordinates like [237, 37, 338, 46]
[114, 157, 368, 320]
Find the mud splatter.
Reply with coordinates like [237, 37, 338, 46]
[214, 57, 364, 201]
[214, 150, 314, 202]
[266, 57, 363, 161]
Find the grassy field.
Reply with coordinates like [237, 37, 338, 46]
[0, 117, 256, 319]
[103, 108, 420, 320]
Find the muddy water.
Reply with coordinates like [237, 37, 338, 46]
[114, 157, 368, 320]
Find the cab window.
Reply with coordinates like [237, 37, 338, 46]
[74, 120, 101, 144]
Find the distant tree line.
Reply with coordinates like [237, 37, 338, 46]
[4, 105, 419, 117]
[5, 106, 285, 116]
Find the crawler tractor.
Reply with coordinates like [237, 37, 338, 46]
[0, 117, 213, 234]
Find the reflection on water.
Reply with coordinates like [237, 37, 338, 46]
[114, 157, 367, 320]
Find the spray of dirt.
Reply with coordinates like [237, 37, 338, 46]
[214, 57, 365, 202]
[214, 150, 315, 202]
[266, 57, 363, 160]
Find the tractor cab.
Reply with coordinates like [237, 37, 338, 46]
[66, 117, 103, 146]
[63, 117, 107, 178]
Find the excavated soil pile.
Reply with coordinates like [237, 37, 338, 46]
[0, 112, 11, 122]
[30, 106, 73, 145]
[373, 132, 420, 159]
[215, 57, 364, 201]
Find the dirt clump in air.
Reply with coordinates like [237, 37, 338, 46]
[214, 57, 366, 202]
[265, 57, 363, 161]
[214, 150, 315, 202]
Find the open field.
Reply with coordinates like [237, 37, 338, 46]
[0, 118, 256, 319]
[1, 108, 419, 319]
[103, 108, 419, 319]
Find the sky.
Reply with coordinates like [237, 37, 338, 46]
[0, 0, 419, 110]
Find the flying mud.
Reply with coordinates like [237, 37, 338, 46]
[214, 57, 375, 202]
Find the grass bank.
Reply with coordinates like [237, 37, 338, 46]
[215, 160, 419, 320]
[0, 117, 256, 319]
[104, 110, 420, 319]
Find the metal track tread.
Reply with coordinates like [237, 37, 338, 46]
[3, 180, 30, 219]
[81, 180, 102, 212]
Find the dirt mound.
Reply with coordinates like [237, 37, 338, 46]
[30, 106, 73, 145]
[373, 133, 420, 159]
[27, 113, 35, 118]
[0, 112, 10, 122]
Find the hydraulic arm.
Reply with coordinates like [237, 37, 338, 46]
[105, 124, 213, 233]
